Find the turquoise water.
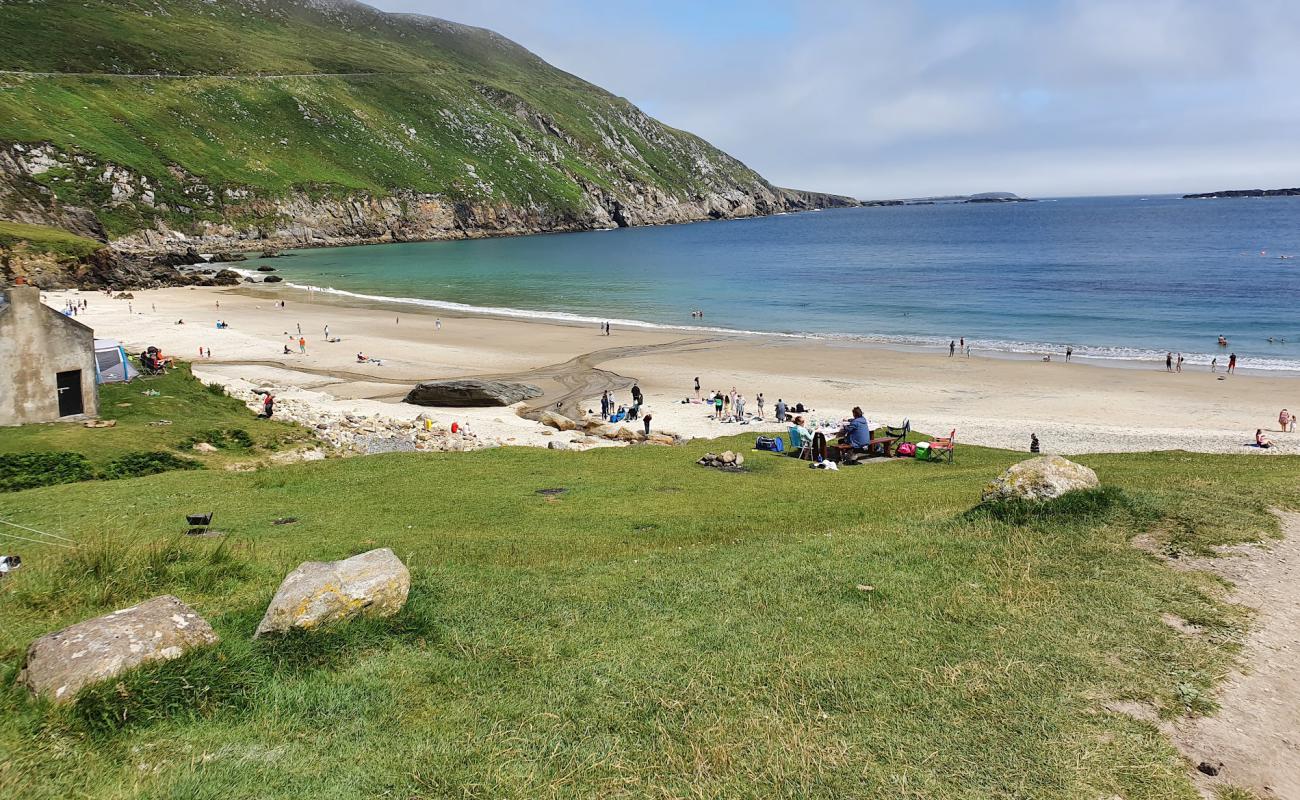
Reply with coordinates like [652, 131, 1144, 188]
[240, 195, 1300, 371]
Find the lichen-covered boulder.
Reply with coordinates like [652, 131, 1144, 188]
[981, 455, 1099, 502]
[254, 548, 410, 637]
[19, 595, 218, 703]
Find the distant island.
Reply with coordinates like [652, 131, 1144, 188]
[1182, 188, 1300, 199]
[861, 192, 1035, 207]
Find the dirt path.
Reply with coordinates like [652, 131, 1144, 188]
[1171, 512, 1300, 798]
[207, 337, 726, 420]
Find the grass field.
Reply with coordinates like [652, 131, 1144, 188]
[0, 221, 103, 259]
[1, 367, 1295, 798]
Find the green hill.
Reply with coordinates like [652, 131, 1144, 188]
[0, 0, 854, 254]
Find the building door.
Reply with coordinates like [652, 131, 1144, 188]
[56, 370, 84, 417]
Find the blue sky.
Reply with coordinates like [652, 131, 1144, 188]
[372, 0, 1300, 198]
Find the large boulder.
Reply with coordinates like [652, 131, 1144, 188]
[981, 455, 1100, 502]
[539, 411, 577, 431]
[254, 548, 410, 637]
[404, 379, 542, 408]
[19, 595, 218, 703]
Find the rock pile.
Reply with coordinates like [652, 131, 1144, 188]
[981, 455, 1099, 502]
[574, 417, 680, 446]
[697, 450, 744, 470]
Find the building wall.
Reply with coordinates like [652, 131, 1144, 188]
[0, 285, 99, 426]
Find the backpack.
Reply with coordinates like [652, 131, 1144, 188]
[896, 442, 916, 457]
[755, 435, 784, 452]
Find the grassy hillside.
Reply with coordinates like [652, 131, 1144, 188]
[1, 372, 1294, 797]
[0, 220, 101, 258]
[0, 0, 788, 240]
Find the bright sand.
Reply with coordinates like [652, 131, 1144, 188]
[45, 284, 1299, 455]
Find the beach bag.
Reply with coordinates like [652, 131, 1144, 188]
[896, 442, 916, 457]
[914, 442, 931, 461]
[755, 435, 784, 453]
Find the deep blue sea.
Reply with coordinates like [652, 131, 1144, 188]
[240, 195, 1300, 371]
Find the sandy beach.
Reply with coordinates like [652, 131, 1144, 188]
[44, 283, 1299, 455]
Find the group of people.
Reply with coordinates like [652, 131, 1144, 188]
[1257, 408, 1298, 448]
[599, 383, 653, 433]
[62, 299, 88, 317]
[704, 386, 765, 423]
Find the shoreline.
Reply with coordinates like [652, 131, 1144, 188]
[226, 265, 1300, 377]
[43, 283, 1300, 456]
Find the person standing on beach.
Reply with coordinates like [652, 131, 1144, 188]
[694, 377, 701, 399]
[735, 394, 745, 421]
[631, 383, 642, 406]
[1211, 357, 1217, 373]
[1065, 346, 1072, 362]
[600, 391, 611, 420]
[1176, 353, 1184, 372]
[949, 340, 956, 357]
[756, 393, 765, 419]
[298, 336, 306, 354]
[714, 392, 724, 420]
[960, 337, 964, 351]
[435, 318, 441, 332]
[324, 324, 330, 340]
[775, 398, 787, 423]
[1229, 353, 1237, 373]
[1166, 352, 1173, 372]
[642, 408, 653, 436]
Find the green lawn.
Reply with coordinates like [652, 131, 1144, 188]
[1, 385, 1295, 798]
[0, 220, 102, 259]
[0, 364, 312, 479]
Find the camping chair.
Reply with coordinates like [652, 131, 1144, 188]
[788, 426, 813, 460]
[929, 429, 956, 463]
[139, 352, 164, 376]
[883, 418, 911, 443]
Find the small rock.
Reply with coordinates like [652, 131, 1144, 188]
[255, 548, 410, 637]
[719, 451, 737, 465]
[19, 595, 218, 703]
[1196, 762, 1221, 777]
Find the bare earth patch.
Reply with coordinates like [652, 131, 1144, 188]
[1169, 512, 1300, 798]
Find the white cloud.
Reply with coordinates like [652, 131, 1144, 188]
[370, 0, 1300, 198]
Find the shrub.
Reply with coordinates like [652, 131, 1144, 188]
[99, 451, 202, 480]
[181, 428, 254, 450]
[0, 451, 94, 492]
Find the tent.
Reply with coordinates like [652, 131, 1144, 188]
[93, 338, 138, 384]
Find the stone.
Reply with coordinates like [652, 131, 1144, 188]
[719, 450, 736, 464]
[262, 275, 283, 283]
[539, 411, 577, 431]
[733, 453, 744, 466]
[646, 433, 675, 445]
[192, 442, 218, 453]
[254, 548, 410, 637]
[547, 440, 570, 450]
[981, 455, 1100, 503]
[211, 269, 242, 286]
[404, 379, 542, 408]
[19, 595, 218, 703]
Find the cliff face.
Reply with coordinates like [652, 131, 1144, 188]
[0, 0, 858, 283]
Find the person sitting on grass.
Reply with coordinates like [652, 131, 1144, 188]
[1256, 428, 1273, 448]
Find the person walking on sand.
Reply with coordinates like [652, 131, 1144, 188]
[298, 336, 306, 354]
[1176, 353, 1184, 373]
[1065, 346, 1072, 362]
[1211, 357, 1217, 373]
[435, 318, 441, 332]
[324, 324, 329, 340]
[1165, 352, 1173, 372]
[1229, 353, 1237, 374]
[694, 376, 701, 400]
[949, 340, 956, 357]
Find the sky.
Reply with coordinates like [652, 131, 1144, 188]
[370, 0, 1300, 199]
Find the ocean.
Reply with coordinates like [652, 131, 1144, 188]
[239, 194, 1300, 372]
